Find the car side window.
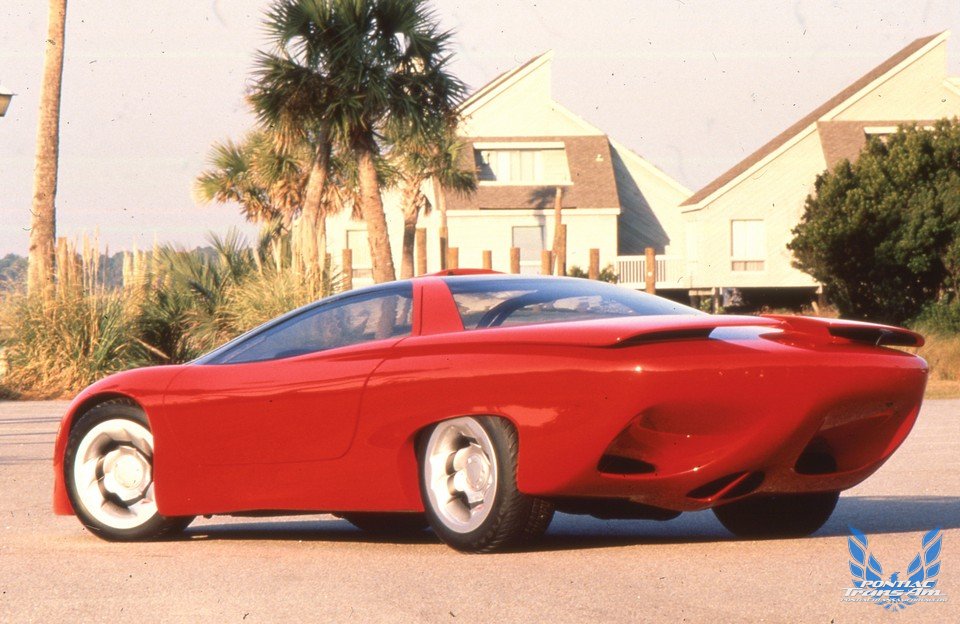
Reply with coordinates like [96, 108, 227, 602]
[216, 286, 413, 364]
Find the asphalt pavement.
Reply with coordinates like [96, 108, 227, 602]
[0, 400, 956, 623]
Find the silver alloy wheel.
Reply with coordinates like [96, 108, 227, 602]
[72, 418, 158, 530]
[423, 417, 498, 533]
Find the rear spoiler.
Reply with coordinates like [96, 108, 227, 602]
[609, 316, 781, 347]
[761, 315, 924, 348]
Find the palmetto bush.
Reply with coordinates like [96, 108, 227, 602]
[0, 229, 336, 398]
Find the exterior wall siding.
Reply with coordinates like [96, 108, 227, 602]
[682, 130, 825, 290]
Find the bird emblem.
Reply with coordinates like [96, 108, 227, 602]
[847, 526, 943, 610]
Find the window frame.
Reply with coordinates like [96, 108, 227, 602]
[473, 142, 571, 186]
[730, 219, 766, 272]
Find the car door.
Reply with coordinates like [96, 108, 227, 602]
[161, 284, 414, 467]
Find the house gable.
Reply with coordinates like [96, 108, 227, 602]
[459, 52, 603, 138]
[681, 31, 950, 210]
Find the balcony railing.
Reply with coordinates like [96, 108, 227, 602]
[615, 255, 685, 290]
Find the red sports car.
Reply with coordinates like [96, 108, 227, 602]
[53, 272, 927, 552]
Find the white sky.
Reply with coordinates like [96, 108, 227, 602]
[1, 1, 958, 255]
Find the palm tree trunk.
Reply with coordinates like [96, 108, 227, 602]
[356, 144, 396, 283]
[300, 140, 331, 279]
[399, 187, 421, 280]
[551, 186, 563, 275]
[433, 178, 449, 270]
[27, 0, 68, 297]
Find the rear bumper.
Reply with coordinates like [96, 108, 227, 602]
[516, 341, 927, 512]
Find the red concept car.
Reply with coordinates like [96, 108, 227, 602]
[53, 272, 928, 552]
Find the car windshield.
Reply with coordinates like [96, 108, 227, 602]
[444, 276, 700, 330]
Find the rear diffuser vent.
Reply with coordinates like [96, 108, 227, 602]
[794, 438, 838, 475]
[597, 454, 656, 475]
[687, 471, 764, 501]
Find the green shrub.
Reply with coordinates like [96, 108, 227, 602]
[912, 299, 960, 335]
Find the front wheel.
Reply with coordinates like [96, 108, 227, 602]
[418, 416, 554, 553]
[64, 399, 193, 541]
[712, 491, 840, 538]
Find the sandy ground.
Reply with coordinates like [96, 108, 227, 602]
[0, 400, 956, 624]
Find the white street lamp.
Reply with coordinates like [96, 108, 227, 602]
[0, 84, 15, 117]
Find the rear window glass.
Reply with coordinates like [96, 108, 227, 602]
[445, 277, 699, 330]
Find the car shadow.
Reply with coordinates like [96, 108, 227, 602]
[176, 495, 960, 552]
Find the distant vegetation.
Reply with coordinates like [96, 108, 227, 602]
[0, 255, 27, 289]
[0, 230, 336, 399]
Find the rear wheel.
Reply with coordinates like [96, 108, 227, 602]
[418, 416, 554, 553]
[64, 399, 193, 541]
[342, 512, 428, 535]
[712, 491, 840, 538]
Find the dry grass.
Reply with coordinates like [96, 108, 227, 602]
[915, 332, 960, 399]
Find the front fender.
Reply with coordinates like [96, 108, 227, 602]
[52, 365, 187, 515]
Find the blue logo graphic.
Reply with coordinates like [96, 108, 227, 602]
[843, 526, 946, 610]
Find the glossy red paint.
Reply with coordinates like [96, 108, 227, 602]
[53, 276, 927, 518]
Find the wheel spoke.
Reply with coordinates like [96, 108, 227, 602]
[71, 418, 158, 531]
[423, 417, 499, 533]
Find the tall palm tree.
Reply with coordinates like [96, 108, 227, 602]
[392, 122, 475, 278]
[27, 0, 68, 296]
[196, 130, 349, 277]
[194, 133, 297, 225]
[250, 0, 464, 283]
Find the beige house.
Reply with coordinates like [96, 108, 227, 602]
[328, 32, 960, 302]
[325, 51, 690, 284]
[678, 31, 960, 303]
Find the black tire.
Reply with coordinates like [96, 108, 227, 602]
[523, 498, 556, 541]
[712, 491, 840, 538]
[418, 416, 554, 553]
[342, 512, 429, 535]
[64, 399, 194, 541]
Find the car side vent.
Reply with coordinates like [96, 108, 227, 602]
[597, 454, 656, 475]
[613, 328, 713, 347]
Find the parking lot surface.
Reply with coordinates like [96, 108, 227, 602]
[0, 400, 956, 623]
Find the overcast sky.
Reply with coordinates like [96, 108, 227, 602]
[1, 1, 958, 255]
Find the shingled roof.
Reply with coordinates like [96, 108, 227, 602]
[681, 32, 944, 207]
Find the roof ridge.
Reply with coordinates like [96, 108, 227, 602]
[681, 32, 946, 207]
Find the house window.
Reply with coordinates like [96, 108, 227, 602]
[512, 226, 545, 275]
[730, 220, 765, 272]
[346, 230, 372, 281]
[475, 147, 569, 184]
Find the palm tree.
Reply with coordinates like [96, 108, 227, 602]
[27, 0, 68, 296]
[392, 121, 475, 278]
[250, 0, 464, 283]
[194, 133, 297, 225]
